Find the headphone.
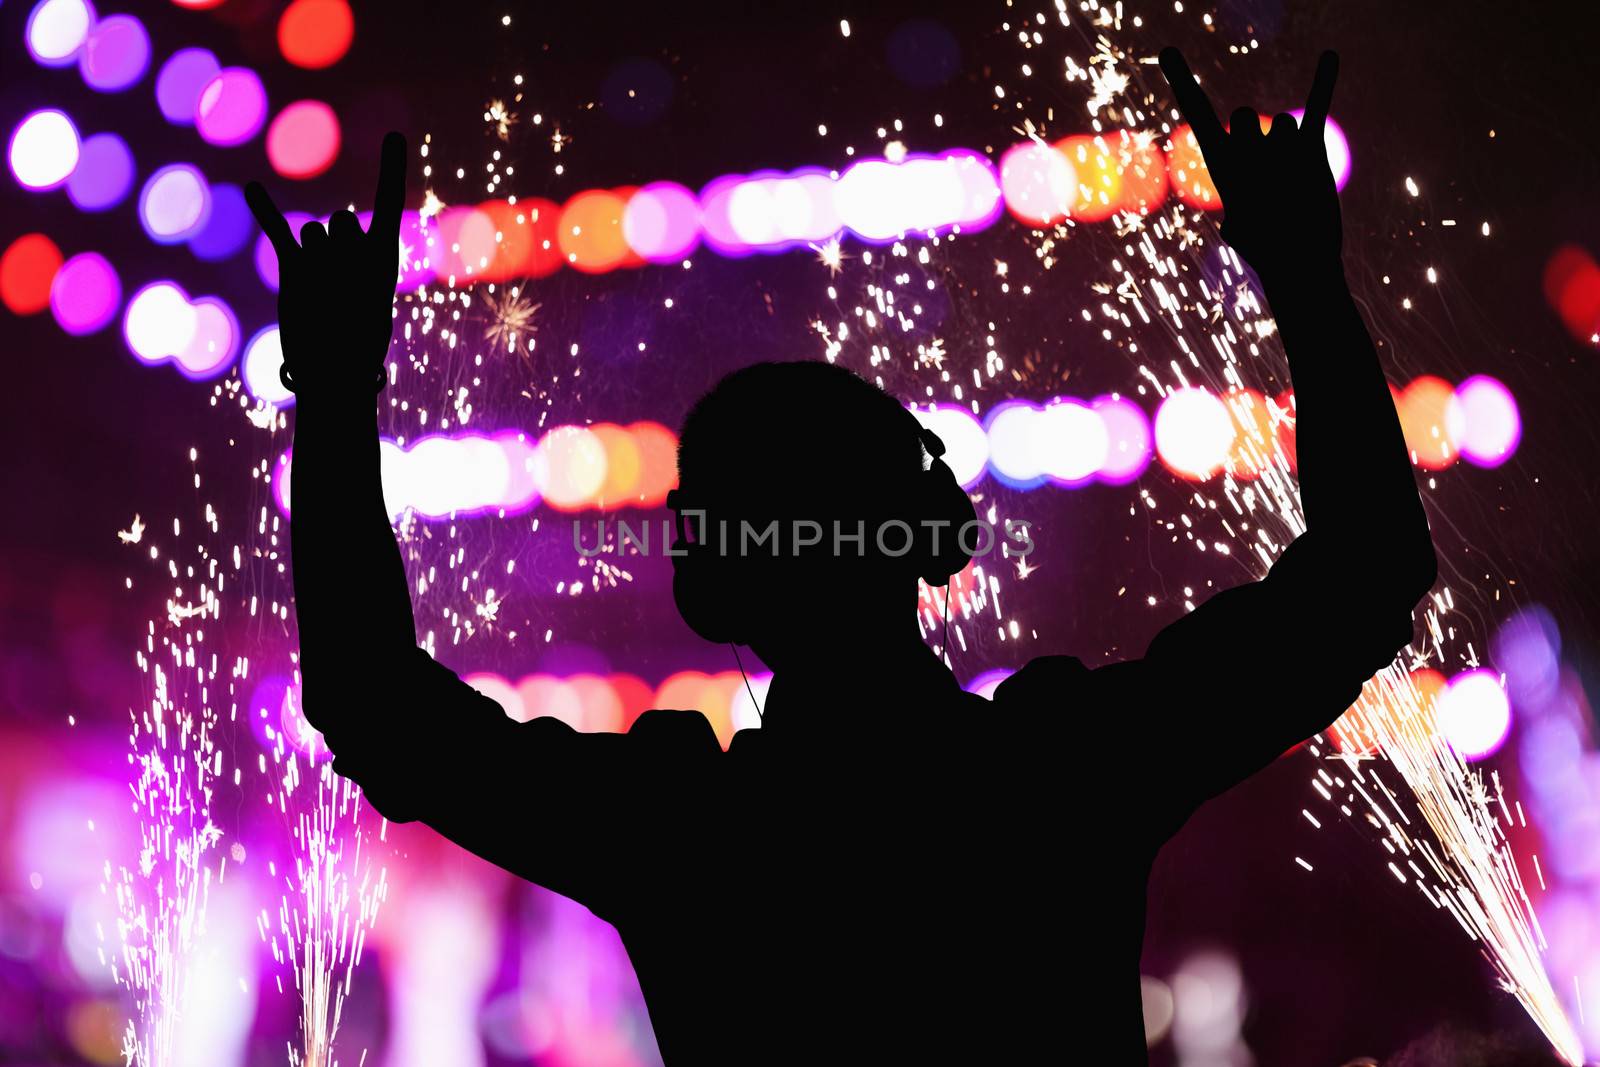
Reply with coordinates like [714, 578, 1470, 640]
[669, 416, 977, 696]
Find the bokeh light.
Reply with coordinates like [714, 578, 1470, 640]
[910, 404, 989, 489]
[1448, 374, 1521, 468]
[999, 141, 1075, 226]
[1396, 375, 1457, 470]
[64, 131, 133, 211]
[266, 100, 341, 180]
[985, 401, 1048, 487]
[1092, 394, 1153, 485]
[195, 67, 268, 146]
[25, 0, 94, 67]
[277, 0, 354, 69]
[558, 190, 634, 273]
[79, 13, 149, 92]
[0, 233, 64, 315]
[187, 183, 254, 261]
[48, 251, 120, 335]
[154, 47, 219, 125]
[8, 109, 81, 191]
[1036, 399, 1109, 485]
[1154, 387, 1235, 480]
[242, 325, 293, 406]
[174, 295, 239, 378]
[138, 163, 212, 244]
[1438, 669, 1513, 762]
[123, 281, 197, 364]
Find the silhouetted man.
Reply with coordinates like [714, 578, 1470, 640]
[247, 48, 1437, 1063]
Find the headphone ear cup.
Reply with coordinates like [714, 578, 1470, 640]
[915, 458, 977, 585]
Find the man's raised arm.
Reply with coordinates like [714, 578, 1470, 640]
[246, 136, 724, 906]
[1125, 51, 1438, 812]
[246, 135, 419, 751]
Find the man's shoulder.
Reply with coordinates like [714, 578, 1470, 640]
[990, 654, 1093, 705]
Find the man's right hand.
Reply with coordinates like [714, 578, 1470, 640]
[1159, 48, 1342, 279]
[245, 131, 408, 394]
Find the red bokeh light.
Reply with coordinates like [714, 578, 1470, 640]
[1, 233, 64, 315]
[265, 100, 341, 180]
[1543, 244, 1600, 344]
[277, 0, 354, 70]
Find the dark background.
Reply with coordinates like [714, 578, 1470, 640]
[3, 0, 1599, 1063]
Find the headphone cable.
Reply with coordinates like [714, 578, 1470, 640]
[731, 642, 763, 720]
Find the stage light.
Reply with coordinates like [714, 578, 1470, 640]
[1092, 394, 1153, 485]
[435, 205, 498, 280]
[278, 0, 354, 69]
[697, 174, 753, 256]
[1167, 125, 1219, 209]
[241, 325, 293, 406]
[48, 251, 120, 335]
[999, 141, 1075, 226]
[64, 131, 133, 211]
[174, 295, 238, 378]
[195, 67, 268, 146]
[792, 170, 845, 240]
[910, 404, 988, 489]
[1493, 606, 1561, 712]
[8, 109, 81, 191]
[1289, 110, 1353, 191]
[1447, 374, 1521, 468]
[266, 100, 341, 179]
[124, 281, 198, 364]
[79, 13, 149, 91]
[964, 668, 1015, 700]
[252, 210, 314, 290]
[1, 233, 64, 315]
[496, 433, 541, 511]
[1544, 244, 1600, 343]
[187, 182, 254, 261]
[628, 421, 679, 507]
[1154, 387, 1235, 480]
[25, 0, 94, 67]
[1439, 668, 1513, 762]
[947, 149, 1004, 229]
[591, 424, 642, 507]
[450, 435, 515, 517]
[622, 182, 701, 263]
[984, 402, 1048, 487]
[139, 163, 212, 244]
[155, 47, 219, 124]
[534, 426, 609, 510]
[1396, 375, 1458, 470]
[558, 189, 635, 273]
[1110, 131, 1169, 216]
[1056, 134, 1122, 223]
[1037, 399, 1110, 485]
[1224, 388, 1277, 478]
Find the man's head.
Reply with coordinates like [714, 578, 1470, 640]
[670, 361, 974, 660]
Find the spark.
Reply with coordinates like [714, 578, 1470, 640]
[479, 285, 541, 353]
[485, 99, 517, 141]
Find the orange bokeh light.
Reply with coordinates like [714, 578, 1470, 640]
[628, 421, 680, 507]
[1055, 134, 1122, 223]
[277, 0, 354, 69]
[1224, 389, 1277, 479]
[1112, 131, 1169, 216]
[558, 189, 638, 274]
[1396, 375, 1458, 470]
[590, 423, 643, 507]
[1167, 125, 1219, 209]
